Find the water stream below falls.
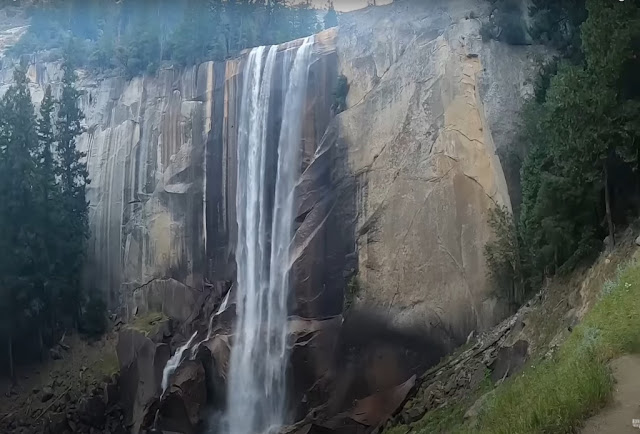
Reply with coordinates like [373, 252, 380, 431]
[226, 37, 314, 434]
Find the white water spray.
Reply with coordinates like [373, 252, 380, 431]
[190, 289, 233, 359]
[161, 331, 198, 393]
[226, 37, 315, 434]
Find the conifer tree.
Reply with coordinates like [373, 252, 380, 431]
[55, 59, 89, 324]
[0, 66, 40, 377]
[36, 85, 61, 341]
[324, 3, 339, 29]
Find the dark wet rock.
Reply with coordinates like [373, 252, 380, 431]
[50, 347, 63, 360]
[116, 329, 171, 434]
[195, 334, 231, 408]
[78, 395, 106, 427]
[42, 387, 55, 402]
[103, 379, 119, 408]
[153, 360, 206, 434]
[44, 411, 68, 434]
[347, 375, 416, 427]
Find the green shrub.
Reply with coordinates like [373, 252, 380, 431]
[344, 276, 361, 310]
[485, 205, 525, 307]
[332, 75, 349, 114]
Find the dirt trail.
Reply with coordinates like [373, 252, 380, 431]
[582, 355, 640, 434]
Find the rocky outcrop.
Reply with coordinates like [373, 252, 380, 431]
[116, 328, 170, 433]
[154, 360, 207, 434]
[333, 0, 547, 341]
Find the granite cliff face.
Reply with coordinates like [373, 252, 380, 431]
[0, 0, 545, 344]
[333, 0, 545, 341]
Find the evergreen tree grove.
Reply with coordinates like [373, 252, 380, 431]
[324, 4, 339, 29]
[0, 66, 43, 377]
[13, 0, 326, 77]
[0, 61, 97, 376]
[486, 0, 640, 302]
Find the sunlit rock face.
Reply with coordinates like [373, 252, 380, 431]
[334, 0, 545, 342]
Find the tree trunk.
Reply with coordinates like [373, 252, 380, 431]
[7, 335, 13, 381]
[38, 328, 44, 360]
[604, 164, 615, 247]
[636, 146, 640, 215]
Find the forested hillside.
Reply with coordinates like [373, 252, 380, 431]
[485, 0, 640, 308]
[8, 0, 333, 78]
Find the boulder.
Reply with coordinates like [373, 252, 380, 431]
[49, 347, 62, 360]
[103, 376, 120, 408]
[195, 334, 231, 408]
[490, 339, 529, 383]
[44, 412, 68, 434]
[41, 386, 54, 403]
[155, 360, 207, 434]
[116, 328, 170, 434]
[77, 395, 106, 428]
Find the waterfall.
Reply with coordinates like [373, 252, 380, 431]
[226, 37, 314, 434]
[190, 289, 233, 359]
[161, 331, 198, 393]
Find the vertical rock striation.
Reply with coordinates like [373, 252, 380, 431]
[0, 0, 549, 350]
[0, 29, 342, 321]
[333, 0, 546, 342]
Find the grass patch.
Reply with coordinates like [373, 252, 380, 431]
[95, 349, 119, 377]
[126, 311, 168, 336]
[472, 255, 640, 434]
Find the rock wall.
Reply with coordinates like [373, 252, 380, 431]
[0, 0, 547, 343]
[334, 0, 546, 341]
[0, 29, 344, 318]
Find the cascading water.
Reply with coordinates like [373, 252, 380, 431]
[161, 331, 198, 393]
[225, 37, 315, 434]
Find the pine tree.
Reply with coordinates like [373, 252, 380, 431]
[36, 85, 62, 344]
[0, 66, 41, 378]
[324, 3, 339, 29]
[56, 59, 89, 325]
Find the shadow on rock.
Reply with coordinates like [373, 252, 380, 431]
[288, 308, 452, 433]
